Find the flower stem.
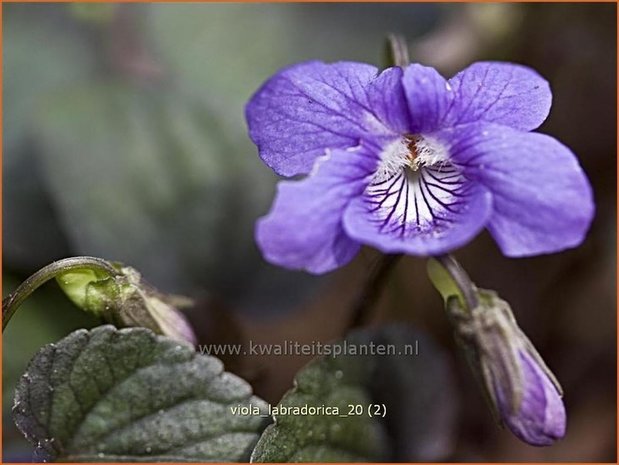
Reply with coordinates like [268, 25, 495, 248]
[435, 254, 479, 310]
[386, 33, 410, 68]
[349, 254, 402, 328]
[2, 256, 120, 332]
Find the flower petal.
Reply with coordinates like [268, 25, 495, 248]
[402, 64, 455, 133]
[342, 168, 493, 256]
[367, 66, 411, 135]
[246, 61, 405, 176]
[446, 62, 552, 131]
[441, 123, 594, 256]
[496, 350, 566, 446]
[255, 147, 376, 274]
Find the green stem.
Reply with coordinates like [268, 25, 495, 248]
[435, 254, 479, 310]
[385, 34, 410, 68]
[2, 256, 120, 331]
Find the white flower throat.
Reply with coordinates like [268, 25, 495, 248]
[373, 135, 450, 182]
[366, 134, 467, 234]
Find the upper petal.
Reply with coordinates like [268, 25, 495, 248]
[440, 123, 594, 256]
[246, 61, 406, 176]
[402, 64, 455, 134]
[342, 166, 493, 256]
[367, 65, 411, 135]
[446, 62, 552, 131]
[255, 146, 377, 274]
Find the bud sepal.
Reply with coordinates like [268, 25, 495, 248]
[56, 261, 197, 345]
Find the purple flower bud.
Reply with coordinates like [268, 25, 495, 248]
[494, 349, 566, 446]
[57, 263, 197, 345]
[446, 289, 566, 446]
[110, 265, 198, 346]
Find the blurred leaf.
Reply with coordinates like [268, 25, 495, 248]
[251, 325, 456, 462]
[149, 4, 439, 113]
[4, 5, 95, 153]
[33, 76, 323, 315]
[3, 5, 95, 269]
[13, 325, 271, 462]
[149, 4, 294, 118]
[34, 83, 238, 292]
[69, 3, 118, 25]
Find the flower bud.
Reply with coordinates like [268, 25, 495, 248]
[446, 290, 566, 446]
[56, 263, 197, 345]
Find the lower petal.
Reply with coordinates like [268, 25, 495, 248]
[256, 147, 376, 274]
[342, 167, 493, 256]
[441, 123, 595, 257]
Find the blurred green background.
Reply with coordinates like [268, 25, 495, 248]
[3, 3, 616, 461]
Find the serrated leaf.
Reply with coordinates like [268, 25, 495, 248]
[13, 325, 271, 462]
[251, 325, 456, 462]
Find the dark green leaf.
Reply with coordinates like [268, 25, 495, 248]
[251, 325, 456, 462]
[13, 325, 271, 462]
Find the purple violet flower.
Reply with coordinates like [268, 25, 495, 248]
[246, 61, 594, 273]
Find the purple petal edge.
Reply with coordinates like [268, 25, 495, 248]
[255, 147, 377, 274]
[496, 350, 566, 446]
